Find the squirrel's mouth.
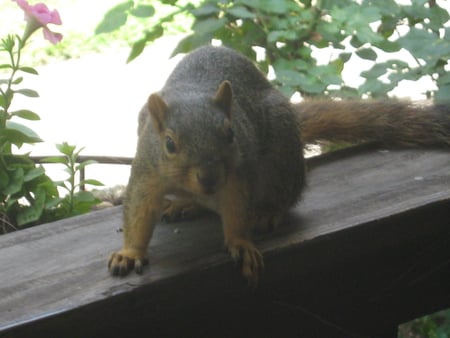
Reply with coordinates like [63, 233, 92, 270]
[189, 161, 225, 196]
[196, 172, 220, 195]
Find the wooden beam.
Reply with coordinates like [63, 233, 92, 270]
[0, 147, 449, 337]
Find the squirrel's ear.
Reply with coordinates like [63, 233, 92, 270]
[214, 81, 232, 119]
[148, 93, 168, 133]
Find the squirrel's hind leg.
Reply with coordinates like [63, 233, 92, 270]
[162, 196, 208, 223]
[253, 211, 287, 233]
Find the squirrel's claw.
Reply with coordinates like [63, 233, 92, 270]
[227, 239, 264, 287]
[108, 249, 149, 276]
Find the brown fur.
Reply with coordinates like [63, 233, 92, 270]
[297, 100, 450, 147]
[109, 46, 450, 286]
[109, 46, 304, 286]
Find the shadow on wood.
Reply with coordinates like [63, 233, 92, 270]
[0, 147, 449, 338]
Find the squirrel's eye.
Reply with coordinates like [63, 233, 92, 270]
[165, 136, 177, 154]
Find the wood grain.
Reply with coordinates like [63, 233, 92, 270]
[0, 147, 449, 337]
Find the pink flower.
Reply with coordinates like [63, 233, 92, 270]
[14, 0, 63, 44]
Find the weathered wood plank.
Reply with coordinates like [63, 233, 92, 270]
[0, 148, 449, 337]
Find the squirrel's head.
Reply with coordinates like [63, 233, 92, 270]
[147, 81, 239, 196]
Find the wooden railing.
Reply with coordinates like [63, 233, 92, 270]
[1, 146, 449, 338]
[30, 155, 133, 190]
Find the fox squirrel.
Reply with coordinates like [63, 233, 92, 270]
[108, 46, 450, 286]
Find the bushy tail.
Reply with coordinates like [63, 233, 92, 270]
[294, 100, 450, 148]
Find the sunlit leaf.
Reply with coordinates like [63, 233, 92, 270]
[4, 121, 42, 146]
[129, 5, 155, 18]
[80, 179, 104, 187]
[19, 66, 38, 75]
[56, 142, 77, 157]
[95, 1, 133, 34]
[11, 109, 40, 121]
[14, 88, 39, 97]
[356, 48, 377, 61]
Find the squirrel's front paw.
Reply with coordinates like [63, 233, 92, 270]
[108, 248, 148, 276]
[227, 239, 264, 287]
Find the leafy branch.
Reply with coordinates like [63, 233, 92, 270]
[97, 0, 450, 100]
[43, 143, 103, 218]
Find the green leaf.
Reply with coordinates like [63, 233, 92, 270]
[56, 142, 77, 157]
[14, 88, 39, 97]
[4, 121, 43, 146]
[0, 64, 13, 70]
[378, 16, 398, 38]
[339, 52, 352, 63]
[356, 48, 378, 61]
[193, 17, 227, 35]
[267, 30, 297, 43]
[331, 58, 345, 74]
[45, 196, 63, 209]
[79, 179, 104, 187]
[172, 34, 212, 56]
[398, 28, 442, 61]
[17, 204, 43, 225]
[146, 25, 164, 42]
[437, 72, 450, 86]
[227, 6, 256, 19]
[41, 156, 67, 164]
[191, 3, 219, 17]
[55, 181, 70, 193]
[12, 77, 23, 85]
[245, 0, 293, 14]
[129, 5, 155, 18]
[24, 166, 45, 182]
[435, 84, 450, 102]
[373, 39, 401, 53]
[11, 109, 40, 121]
[95, 1, 133, 34]
[359, 78, 395, 97]
[0, 168, 9, 189]
[350, 35, 364, 48]
[16, 187, 46, 226]
[38, 178, 59, 196]
[73, 191, 98, 203]
[4, 196, 19, 211]
[63, 167, 74, 176]
[0, 88, 13, 108]
[1, 35, 16, 51]
[127, 39, 147, 63]
[428, 6, 449, 31]
[127, 26, 164, 63]
[19, 66, 38, 75]
[3, 167, 24, 195]
[361, 63, 388, 79]
[316, 21, 343, 44]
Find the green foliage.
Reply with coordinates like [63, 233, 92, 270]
[1, 34, 103, 233]
[0, 34, 59, 231]
[399, 310, 450, 338]
[97, 0, 450, 100]
[42, 143, 103, 220]
[95, 0, 184, 63]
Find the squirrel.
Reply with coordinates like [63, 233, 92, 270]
[108, 45, 450, 286]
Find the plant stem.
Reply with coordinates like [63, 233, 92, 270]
[1, 35, 22, 128]
[68, 158, 76, 214]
